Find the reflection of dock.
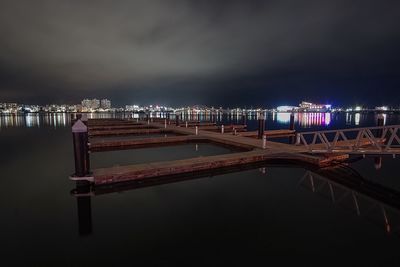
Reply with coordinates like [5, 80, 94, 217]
[72, 161, 400, 237]
[301, 166, 400, 234]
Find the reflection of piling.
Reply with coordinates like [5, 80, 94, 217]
[257, 112, 265, 139]
[76, 185, 92, 236]
[376, 114, 384, 139]
[374, 157, 382, 170]
[72, 120, 90, 177]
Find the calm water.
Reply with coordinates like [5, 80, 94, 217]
[1, 112, 400, 266]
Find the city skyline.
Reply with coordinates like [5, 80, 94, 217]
[0, 1, 399, 106]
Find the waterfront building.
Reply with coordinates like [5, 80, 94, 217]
[298, 101, 331, 112]
[100, 99, 111, 109]
[276, 105, 299, 112]
[81, 99, 100, 111]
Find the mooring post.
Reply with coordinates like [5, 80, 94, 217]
[186, 121, 188, 128]
[296, 133, 301, 145]
[258, 112, 265, 139]
[221, 125, 224, 134]
[195, 126, 198, 135]
[262, 135, 267, 149]
[242, 113, 247, 126]
[234, 128, 237, 135]
[164, 119, 167, 129]
[175, 114, 180, 126]
[288, 113, 296, 144]
[289, 113, 295, 131]
[70, 113, 75, 126]
[72, 120, 90, 177]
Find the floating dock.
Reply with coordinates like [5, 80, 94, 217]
[71, 118, 398, 186]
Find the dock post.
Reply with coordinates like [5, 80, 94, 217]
[186, 121, 188, 128]
[164, 119, 167, 129]
[233, 128, 237, 135]
[289, 113, 295, 130]
[262, 135, 267, 149]
[295, 133, 301, 145]
[195, 126, 198, 135]
[175, 114, 180, 126]
[70, 113, 75, 126]
[72, 120, 90, 178]
[242, 113, 247, 126]
[221, 125, 224, 134]
[257, 112, 265, 139]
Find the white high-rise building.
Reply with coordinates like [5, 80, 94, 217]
[81, 98, 101, 110]
[100, 99, 111, 109]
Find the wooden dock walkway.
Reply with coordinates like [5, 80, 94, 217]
[93, 150, 328, 185]
[76, 119, 354, 185]
[89, 128, 175, 137]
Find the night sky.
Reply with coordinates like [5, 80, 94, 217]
[0, 0, 399, 107]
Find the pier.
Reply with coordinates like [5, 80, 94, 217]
[70, 117, 400, 186]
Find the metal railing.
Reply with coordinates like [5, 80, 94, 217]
[295, 125, 400, 154]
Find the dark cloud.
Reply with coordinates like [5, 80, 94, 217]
[0, 0, 399, 106]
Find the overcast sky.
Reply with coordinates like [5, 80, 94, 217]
[0, 0, 399, 107]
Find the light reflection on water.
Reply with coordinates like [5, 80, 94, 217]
[0, 111, 398, 129]
[276, 112, 332, 127]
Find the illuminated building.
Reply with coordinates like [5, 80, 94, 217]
[276, 106, 299, 112]
[298, 101, 331, 112]
[100, 99, 111, 109]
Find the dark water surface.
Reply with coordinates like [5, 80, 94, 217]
[1, 112, 400, 266]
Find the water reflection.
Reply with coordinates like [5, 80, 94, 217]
[0, 111, 398, 129]
[71, 159, 400, 238]
[300, 165, 400, 235]
[274, 112, 332, 127]
[355, 113, 361, 125]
